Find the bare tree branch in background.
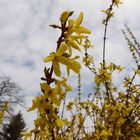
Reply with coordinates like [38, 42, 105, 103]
[0, 76, 25, 122]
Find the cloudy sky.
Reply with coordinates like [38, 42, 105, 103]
[0, 0, 140, 129]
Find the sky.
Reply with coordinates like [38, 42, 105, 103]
[0, 0, 140, 129]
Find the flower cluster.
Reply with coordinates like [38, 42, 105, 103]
[23, 11, 91, 140]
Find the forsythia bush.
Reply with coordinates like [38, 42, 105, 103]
[24, 0, 140, 139]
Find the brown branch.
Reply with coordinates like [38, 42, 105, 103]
[126, 71, 136, 106]
[102, 3, 114, 68]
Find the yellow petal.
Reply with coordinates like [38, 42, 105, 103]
[56, 43, 67, 56]
[40, 83, 51, 93]
[50, 93, 60, 106]
[22, 132, 32, 140]
[63, 119, 70, 125]
[136, 69, 140, 76]
[75, 12, 83, 26]
[67, 45, 72, 56]
[77, 26, 91, 34]
[57, 56, 72, 66]
[44, 54, 55, 62]
[53, 60, 61, 77]
[56, 118, 65, 127]
[69, 60, 81, 73]
[67, 27, 75, 36]
[71, 35, 85, 40]
[68, 19, 74, 27]
[68, 40, 81, 52]
[57, 56, 81, 74]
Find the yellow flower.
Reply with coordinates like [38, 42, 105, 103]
[113, 0, 123, 7]
[44, 43, 81, 77]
